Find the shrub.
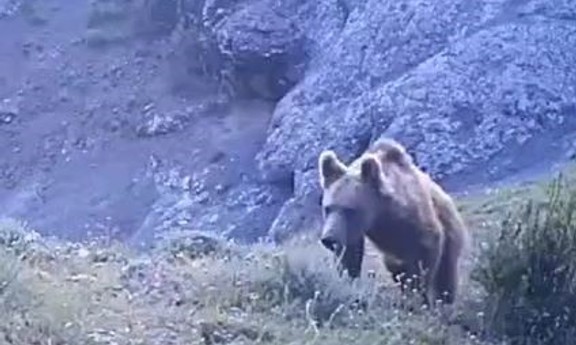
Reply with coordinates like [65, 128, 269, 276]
[0, 218, 43, 255]
[473, 173, 576, 345]
[152, 229, 231, 260]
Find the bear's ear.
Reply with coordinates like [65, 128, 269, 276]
[360, 155, 383, 187]
[318, 150, 346, 189]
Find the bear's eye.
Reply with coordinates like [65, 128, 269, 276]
[342, 207, 358, 220]
[324, 205, 336, 215]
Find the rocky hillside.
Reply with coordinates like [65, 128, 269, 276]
[1, 0, 575, 245]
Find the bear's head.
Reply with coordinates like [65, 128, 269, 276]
[317, 149, 393, 278]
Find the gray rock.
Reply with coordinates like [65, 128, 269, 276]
[137, 0, 179, 36]
[378, 20, 576, 187]
[268, 169, 323, 243]
[0, 98, 18, 125]
[518, 0, 576, 20]
[178, 0, 346, 100]
[213, 1, 308, 100]
[256, 0, 503, 184]
[167, 0, 312, 100]
[0, 0, 21, 19]
[256, 0, 576, 242]
[4, 0, 576, 248]
[135, 111, 188, 137]
[129, 159, 290, 249]
[256, 0, 503, 241]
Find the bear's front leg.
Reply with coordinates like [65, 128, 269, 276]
[383, 253, 409, 289]
[418, 233, 445, 307]
[334, 239, 365, 280]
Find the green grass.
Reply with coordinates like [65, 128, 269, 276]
[2, 165, 576, 344]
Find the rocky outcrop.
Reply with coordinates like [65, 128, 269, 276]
[171, 0, 321, 101]
[247, 0, 576, 242]
[2, 0, 576, 245]
[211, 3, 308, 100]
[377, 20, 576, 184]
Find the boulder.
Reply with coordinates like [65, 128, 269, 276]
[212, 2, 308, 100]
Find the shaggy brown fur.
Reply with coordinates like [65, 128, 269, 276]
[318, 138, 469, 305]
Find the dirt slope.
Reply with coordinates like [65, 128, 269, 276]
[0, 0, 286, 243]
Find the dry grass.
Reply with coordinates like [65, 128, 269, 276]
[2, 165, 576, 345]
[0, 225, 488, 345]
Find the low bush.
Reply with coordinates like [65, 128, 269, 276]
[473, 173, 576, 345]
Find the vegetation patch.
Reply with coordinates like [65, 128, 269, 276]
[2, 165, 576, 344]
[473, 171, 576, 345]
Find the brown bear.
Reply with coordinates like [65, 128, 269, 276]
[317, 137, 469, 305]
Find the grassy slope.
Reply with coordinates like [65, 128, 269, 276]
[1, 166, 574, 345]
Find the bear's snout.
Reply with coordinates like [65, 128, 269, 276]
[320, 235, 341, 253]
